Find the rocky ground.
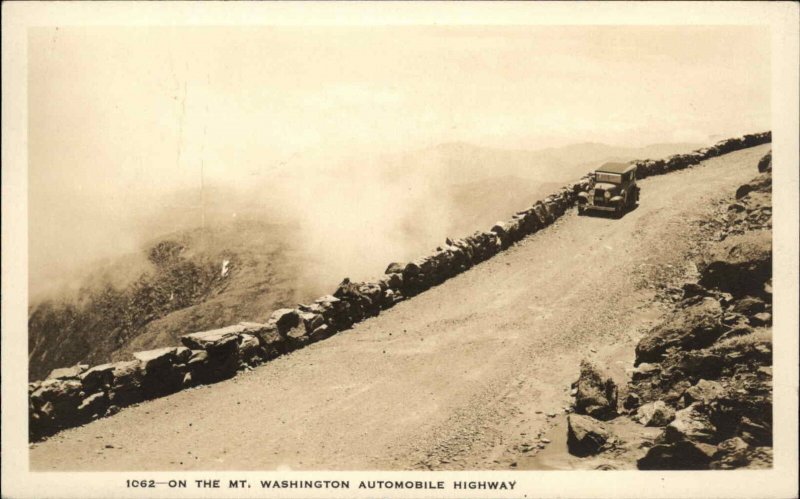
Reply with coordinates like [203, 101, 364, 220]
[561, 150, 773, 470]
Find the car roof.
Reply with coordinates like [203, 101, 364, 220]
[595, 162, 636, 174]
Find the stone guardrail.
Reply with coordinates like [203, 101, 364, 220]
[28, 131, 772, 441]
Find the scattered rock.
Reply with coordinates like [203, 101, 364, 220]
[268, 309, 301, 336]
[737, 416, 772, 447]
[727, 202, 746, 213]
[749, 312, 771, 327]
[682, 282, 711, 299]
[669, 350, 725, 382]
[757, 151, 772, 173]
[187, 350, 208, 366]
[636, 401, 675, 427]
[623, 393, 642, 411]
[181, 325, 243, 351]
[637, 440, 717, 470]
[635, 298, 725, 365]
[718, 324, 754, 342]
[77, 392, 108, 418]
[80, 363, 116, 393]
[237, 334, 261, 365]
[737, 446, 772, 469]
[567, 414, 609, 457]
[385, 262, 405, 274]
[108, 360, 145, 407]
[731, 296, 766, 316]
[734, 173, 771, 200]
[573, 360, 618, 420]
[683, 379, 725, 406]
[698, 230, 771, 298]
[665, 403, 716, 444]
[709, 436, 750, 469]
[308, 324, 334, 342]
[133, 347, 179, 371]
[46, 364, 89, 380]
[631, 362, 660, 381]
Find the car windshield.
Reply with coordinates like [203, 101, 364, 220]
[595, 172, 622, 184]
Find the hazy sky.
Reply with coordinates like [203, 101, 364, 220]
[28, 25, 770, 287]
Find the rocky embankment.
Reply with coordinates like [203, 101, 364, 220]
[565, 150, 773, 469]
[28, 132, 771, 442]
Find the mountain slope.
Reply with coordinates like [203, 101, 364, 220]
[28, 220, 317, 380]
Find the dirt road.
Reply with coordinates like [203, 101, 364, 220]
[30, 145, 770, 471]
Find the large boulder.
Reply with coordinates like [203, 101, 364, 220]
[636, 401, 676, 427]
[181, 325, 244, 381]
[698, 230, 771, 298]
[333, 279, 371, 322]
[682, 282, 713, 299]
[532, 203, 551, 227]
[635, 298, 725, 365]
[133, 347, 184, 371]
[385, 262, 405, 274]
[683, 379, 725, 406]
[757, 151, 772, 173]
[358, 282, 384, 314]
[735, 173, 771, 200]
[133, 348, 185, 398]
[242, 322, 287, 360]
[400, 261, 421, 278]
[237, 334, 262, 366]
[313, 295, 345, 324]
[46, 364, 89, 380]
[737, 416, 772, 447]
[80, 363, 116, 393]
[108, 360, 145, 407]
[573, 360, 618, 420]
[490, 220, 511, 239]
[268, 309, 302, 337]
[383, 272, 403, 291]
[637, 440, 716, 470]
[709, 436, 751, 469]
[30, 378, 84, 435]
[665, 403, 717, 444]
[566, 414, 610, 457]
[77, 392, 110, 420]
[238, 321, 287, 357]
[308, 324, 335, 342]
[731, 296, 766, 316]
[184, 349, 209, 384]
[181, 325, 244, 352]
[712, 442, 772, 470]
[631, 362, 660, 381]
[298, 312, 325, 334]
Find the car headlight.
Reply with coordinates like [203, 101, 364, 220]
[604, 191, 611, 200]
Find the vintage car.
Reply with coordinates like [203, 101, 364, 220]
[577, 162, 639, 217]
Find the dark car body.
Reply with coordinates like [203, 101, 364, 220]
[577, 162, 639, 217]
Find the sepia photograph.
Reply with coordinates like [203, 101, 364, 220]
[2, 2, 798, 498]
